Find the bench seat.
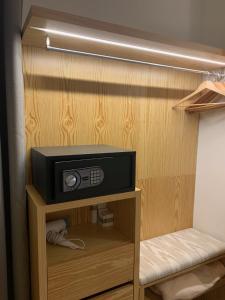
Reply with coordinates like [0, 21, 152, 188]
[140, 228, 225, 286]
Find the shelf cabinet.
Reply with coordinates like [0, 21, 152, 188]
[27, 185, 141, 300]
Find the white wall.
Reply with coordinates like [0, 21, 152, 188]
[198, 0, 225, 49]
[194, 109, 225, 242]
[193, 0, 225, 241]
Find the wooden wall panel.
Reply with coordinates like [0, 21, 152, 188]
[23, 46, 201, 240]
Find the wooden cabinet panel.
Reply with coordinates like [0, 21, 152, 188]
[90, 284, 134, 300]
[48, 244, 134, 300]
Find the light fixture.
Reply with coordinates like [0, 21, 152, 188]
[33, 26, 225, 67]
[46, 37, 210, 75]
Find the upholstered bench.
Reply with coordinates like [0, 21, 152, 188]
[139, 228, 225, 300]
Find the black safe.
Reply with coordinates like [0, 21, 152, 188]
[31, 145, 136, 204]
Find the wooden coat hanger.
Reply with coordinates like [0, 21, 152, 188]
[173, 80, 225, 113]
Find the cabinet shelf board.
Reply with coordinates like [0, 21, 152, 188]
[47, 223, 133, 267]
[26, 185, 140, 213]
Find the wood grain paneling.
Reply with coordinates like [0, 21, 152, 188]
[28, 193, 47, 300]
[46, 207, 91, 226]
[89, 284, 133, 300]
[23, 45, 201, 240]
[138, 175, 196, 238]
[48, 244, 134, 299]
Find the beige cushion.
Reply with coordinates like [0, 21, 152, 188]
[140, 228, 225, 285]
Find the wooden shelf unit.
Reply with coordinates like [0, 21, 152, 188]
[27, 185, 141, 300]
[47, 223, 132, 267]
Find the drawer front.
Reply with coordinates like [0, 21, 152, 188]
[48, 244, 134, 300]
[90, 284, 134, 300]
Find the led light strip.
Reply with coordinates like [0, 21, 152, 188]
[46, 37, 210, 75]
[33, 26, 225, 67]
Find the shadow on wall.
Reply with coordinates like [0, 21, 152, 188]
[25, 74, 194, 99]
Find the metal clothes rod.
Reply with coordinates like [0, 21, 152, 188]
[46, 44, 212, 76]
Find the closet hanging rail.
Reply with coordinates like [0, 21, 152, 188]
[46, 45, 209, 75]
[46, 37, 219, 76]
[46, 33, 225, 113]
